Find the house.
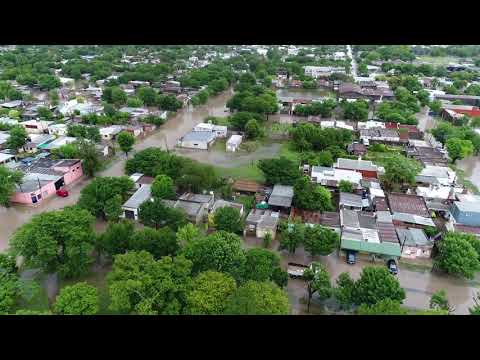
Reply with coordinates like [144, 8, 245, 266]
[441, 104, 480, 118]
[48, 123, 68, 136]
[0, 100, 23, 109]
[359, 128, 401, 144]
[406, 145, 448, 167]
[0, 117, 19, 127]
[304, 66, 345, 78]
[100, 126, 123, 141]
[193, 123, 228, 138]
[166, 199, 206, 225]
[177, 131, 216, 150]
[435, 94, 480, 107]
[0, 132, 10, 150]
[290, 208, 341, 232]
[396, 227, 433, 260]
[232, 179, 263, 194]
[0, 153, 16, 166]
[39, 136, 77, 152]
[268, 185, 294, 210]
[11, 159, 83, 205]
[334, 158, 384, 179]
[121, 184, 152, 221]
[24, 134, 56, 153]
[124, 126, 144, 138]
[129, 173, 155, 189]
[416, 165, 456, 186]
[311, 166, 363, 189]
[245, 209, 280, 239]
[226, 135, 242, 152]
[58, 100, 103, 116]
[211, 199, 244, 216]
[339, 192, 369, 211]
[416, 184, 456, 202]
[347, 142, 367, 156]
[178, 192, 215, 211]
[450, 201, 480, 227]
[387, 193, 435, 228]
[118, 107, 149, 118]
[21, 120, 53, 134]
[340, 209, 401, 259]
[357, 120, 386, 130]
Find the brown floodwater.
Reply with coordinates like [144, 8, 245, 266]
[0, 89, 233, 252]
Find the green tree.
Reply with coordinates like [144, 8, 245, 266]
[293, 176, 333, 211]
[176, 223, 200, 247]
[258, 157, 301, 185]
[317, 151, 334, 166]
[353, 266, 406, 306]
[434, 232, 480, 279]
[181, 231, 246, 281]
[446, 138, 474, 163]
[241, 248, 287, 287]
[127, 97, 144, 108]
[357, 299, 408, 315]
[263, 232, 273, 248]
[279, 222, 304, 254]
[78, 176, 134, 220]
[117, 131, 135, 157]
[139, 199, 187, 231]
[96, 220, 135, 258]
[6, 125, 28, 152]
[37, 106, 53, 120]
[303, 262, 332, 313]
[111, 87, 127, 106]
[0, 166, 23, 207]
[303, 225, 339, 256]
[10, 206, 96, 278]
[108, 251, 193, 315]
[334, 272, 356, 309]
[49, 89, 59, 106]
[429, 289, 454, 313]
[381, 155, 421, 191]
[470, 292, 480, 315]
[151, 174, 176, 200]
[136, 87, 158, 106]
[185, 271, 237, 315]
[224, 281, 290, 315]
[76, 140, 102, 177]
[338, 180, 354, 193]
[53, 282, 99, 315]
[213, 206, 244, 234]
[245, 119, 261, 139]
[129, 227, 179, 259]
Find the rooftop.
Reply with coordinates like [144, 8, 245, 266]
[387, 193, 430, 217]
[122, 184, 152, 209]
[453, 201, 480, 213]
[396, 228, 431, 247]
[291, 208, 340, 228]
[232, 179, 263, 193]
[181, 131, 216, 143]
[340, 192, 366, 208]
[268, 184, 294, 208]
[245, 209, 280, 230]
[335, 158, 382, 173]
[178, 192, 214, 204]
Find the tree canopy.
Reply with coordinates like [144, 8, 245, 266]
[53, 282, 99, 315]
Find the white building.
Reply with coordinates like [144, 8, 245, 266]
[48, 123, 68, 136]
[21, 120, 53, 134]
[226, 135, 243, 152]
[121, 184, 152, 221]
[100, 125, 123, 141]
[304, 66, 345, 79]
[178, 131, 216, 150]
[311, 166, 363, 188]
[193, 123, 228, 138]
[0, 153, 15, 166]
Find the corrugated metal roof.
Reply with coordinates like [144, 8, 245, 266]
[341, 238, 401, 257]
[122, 184, 151, 209]
[392, 213, 435, 227]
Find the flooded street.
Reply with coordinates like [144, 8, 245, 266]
[0, 89, 233, 252]
[276, 88, 334, 100]
[416, 106, 437, 132]
[278, 246, 479, 314]
[457, 156, 480, 189]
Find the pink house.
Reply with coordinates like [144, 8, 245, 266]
[11, 159, 83, 205]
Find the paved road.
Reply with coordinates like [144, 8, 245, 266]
[346, 45, 357, 78]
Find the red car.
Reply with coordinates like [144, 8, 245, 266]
[56, 189, 69, 197]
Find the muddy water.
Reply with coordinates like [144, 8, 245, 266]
[277, 246, 478, 315]
[276, 88, 334, 100]
[457, 155, 480, 189]
[0, 89, 233, 252]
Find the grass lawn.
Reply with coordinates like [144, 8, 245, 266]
[278, 142, 302, 162]
[215, 161, 265, 182]
[417, 55, 460, 66]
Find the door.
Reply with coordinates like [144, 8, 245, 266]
[55, 178, 65, 190]
[124, 210, 135, 220]
[31, 195, 37, 204]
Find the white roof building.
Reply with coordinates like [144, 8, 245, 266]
[311, 166, 363, 187]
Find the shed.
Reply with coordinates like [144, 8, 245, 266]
[268, 184, 294, 209]
[226, 135, 243, 152]
[178, 131, 216, 150]
[122, 184, 152, 221]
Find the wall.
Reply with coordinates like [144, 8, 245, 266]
[179, 140, 208, 150]
[55, 162, 83, 185]
[11, 181, 57, 205]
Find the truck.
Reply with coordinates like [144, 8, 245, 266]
[287, 263, 309, 279]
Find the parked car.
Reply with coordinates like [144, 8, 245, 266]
[346, 250, 356, 265]
[387, 260, 398, 275]
[56, 189, 69, 197]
